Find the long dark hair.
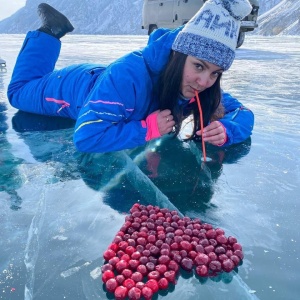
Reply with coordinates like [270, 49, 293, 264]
[158, 51, 223, 140]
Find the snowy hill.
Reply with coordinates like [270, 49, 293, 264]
[0, 0, 298, 36]
[256, 0, 300, 35]
[0, 0, 146, 35]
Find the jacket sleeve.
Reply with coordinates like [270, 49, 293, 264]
[73, 62, 148, 153]
[218, 91, 254, 146]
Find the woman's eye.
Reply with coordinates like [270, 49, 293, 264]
[212, 72, 222, 78]
[195, 63, 203, 70]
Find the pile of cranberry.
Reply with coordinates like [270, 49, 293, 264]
[101, 203, 244, 300]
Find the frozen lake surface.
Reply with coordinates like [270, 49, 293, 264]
[0, 34, 300, 300]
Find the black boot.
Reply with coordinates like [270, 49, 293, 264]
[37, 3, 74, 39]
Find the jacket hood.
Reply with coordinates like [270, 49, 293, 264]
[141, 27, 183, 77]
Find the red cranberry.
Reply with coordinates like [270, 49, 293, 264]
[146, 262, 155, 272]
[195, 244, 205, 253]
[131, 272, 143, 283]
[222, 259, 235, 272]
[147, 270, 160, 280]
[194, 253, 210, 266]
[120, 254, 130, 262]
[188, 250, 198, 260]
[122, 268, 133, 278]
[145, 279, 159, 293]
[117, 231, 125, 237]
[193, 222, 202, 230]
[228, 236, 237, 244]
[181, 257, 193, 272]
[168, 260, 179, 273]
[215, 228, 225, 235]
[126, 246, 136, 256]
[164, 270, 176, 283]
[216, 235, 228, 244]
[204, 245, 215, 254]
[109, 242, 119, 252]
[148, 256, 158, 265]
[155, 264, 167, 274]
[142, 249, 151, 257]
[233, 243, 243, 251]
[196, 265, 208, 277]
[218, 254, 229, 262]
[101, 263, 113, 272]
[132, 211, 141, 218]
[130, 251, 140, 260]
[160, 249, 170, 256]
[117, 250, 125, 258]
[136, 264, 147, 276]
[175, 229, 184, 236]
[179, 250, 188, 258]
[141, 286, 153, 300]
[158, 277, 169, 290]
[180, 241, 192, 252]
[137, 237, 147, 246]
[209, 260, 222, 272]
[147, 235, 156, 243]
[209, 239, 218, 247]
[103, 249, 116, 261]
[215, 246, 226, 255]
[156, 225, 164, 232]
[182, 234, 191, 242]
[155, 240, 164, 248]
[136, 245, 144, 253]
[205, 229, 216, 239]
[102, 270, 115, 283]
[157, 232, 166, 240]
[208, 252, 217, 261]
[174, 236, 183, 243]
[114, 286, 128, 300]
[170, 242, 179, 250]
[158, 255, 170, 265]
[172, 253, 182, 264]
[161, 243, 170, 250]
[139, 256, 148, 265]
[116, 260, 128, 273]
[128, 259, 140, 270]
[109, 256, 120, 267]
[105, 278, 118, 293]
[119, 241, 129, 251]
[123, 278, 135, 290]
[128, 287, 141, 300]
[149, 245, 160, 255]
[234, 250, 244, 260]
[230, 255, 241, 266]
[199, 239, 209, 247]
[116, 275, 125, 285]
[135, 281, 144, 290]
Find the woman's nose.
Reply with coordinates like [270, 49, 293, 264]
[196, 73, 212, 89]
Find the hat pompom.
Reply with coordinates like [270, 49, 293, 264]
[222, 0, 253, 21]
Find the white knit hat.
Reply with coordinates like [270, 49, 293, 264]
[172, 0, 252, 70]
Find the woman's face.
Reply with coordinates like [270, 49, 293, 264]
[181, 56, 223, 99]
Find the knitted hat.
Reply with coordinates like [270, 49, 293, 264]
[172, 0, 252, 70]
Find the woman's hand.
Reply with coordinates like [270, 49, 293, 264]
[156, 109, 175, 135]
[196, 121, 227, 146]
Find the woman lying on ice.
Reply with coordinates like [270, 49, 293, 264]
[8, 0, 254, 153]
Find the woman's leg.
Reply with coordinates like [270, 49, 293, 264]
[7, 31, 62, 116]
[7, 3, 75, 118]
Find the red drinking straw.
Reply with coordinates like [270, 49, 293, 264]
[194, 91, 207, 162]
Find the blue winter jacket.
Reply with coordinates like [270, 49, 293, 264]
[8, 29, 254, 153]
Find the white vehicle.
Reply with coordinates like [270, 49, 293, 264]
[142, 0, 259, 48]
[0, 57, 6, 68]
